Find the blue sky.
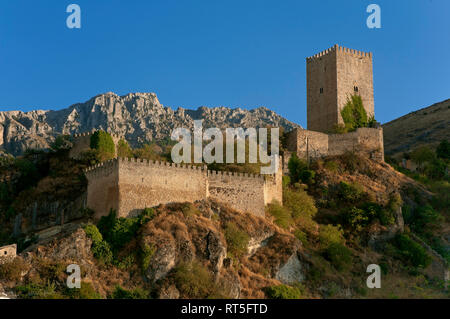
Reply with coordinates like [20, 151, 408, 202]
[0, 0, 449, 127]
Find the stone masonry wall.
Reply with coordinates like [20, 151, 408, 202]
[336, 46, 374, 124]
[84, 160, 120, 219]
[84, 158, 282, 219]
[285, 127, 384, 162]
[207, 171, 266, 217]
[117, 159, 207, 218]
[306, 46, 338, 132]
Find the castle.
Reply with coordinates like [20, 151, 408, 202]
[79, 44, 383, 219]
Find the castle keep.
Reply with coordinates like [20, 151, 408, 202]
[81, 44, 383, 219]
[307, 44, 374, 133]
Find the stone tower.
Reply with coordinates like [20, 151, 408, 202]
[306, 44, 374, 133]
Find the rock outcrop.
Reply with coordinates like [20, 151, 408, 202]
[0, 92, 301, 155]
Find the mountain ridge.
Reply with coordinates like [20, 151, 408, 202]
[0, 92, 301, 156]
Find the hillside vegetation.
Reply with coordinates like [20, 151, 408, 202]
[383, 99, 450, 158]
[0, 143, 448, 299]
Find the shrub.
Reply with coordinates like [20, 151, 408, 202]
[91, 239, 113, 265]
[324, 160, 339, 172]
[65, 282, 102, 299]
[0, 257, 28, 281]
[337, 181, 364, 203]
[97, 209, 141, 252]
[84, 224, 103, 244]
[391, 234, 431, 268]
[224, 222, 250, 258]
[340, 94, 369, 131]
[294, 229, 307, 245]
[264, 284, 302, 299]
[78, 149, 102, 166]
[140, 243, 156, 271]
[15, 282, 64, 299]
[323, 243, 352, 271]
[83, 224, 113, 264]
[117, 139, 133, 158]
[409, 205, 443, 236]
[51, 135, 73, 152]
[267, 201, 293, 229]
[287, 153, 315, 185]
[411, 146, 435, 170]
[90, 130, 115, 160]
[436, 140, 450, 160]
[283, 186, 317, 233]
[345, 206, 371, 232]
[110, 285, 149, 299]
[172, 261, 224, 298]
[319, 224, 345, 249]
[15, 158, 40, 190]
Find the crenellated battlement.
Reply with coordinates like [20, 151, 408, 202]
[84, 156, 282, 218]
[306, 44, 372, 62]
[207, 169, 265, 181]
[73, 129, 122, 140]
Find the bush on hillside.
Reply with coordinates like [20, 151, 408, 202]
[172, 261, 225, 298]
[391, 234, 431, 269]
[90, 131, 115, 160]
[287, 153, 315, 185]
[340, 94, 369, 131]
[264, 284, 302, 299]
[224, 222, 250, 258]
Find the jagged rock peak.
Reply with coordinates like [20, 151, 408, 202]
[0, 92, 301, 155]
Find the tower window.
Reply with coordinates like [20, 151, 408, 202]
[320, 88, 324, 94]
[354, 86, 359, 92]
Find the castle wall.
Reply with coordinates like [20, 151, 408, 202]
[285, 127, 384, 162]
[85, 160, 120, 219]
[207, 171, 266, 217]
[286, 128, 329, 158]
[264, 161, 283, 206]
[117, 159, 208, 218]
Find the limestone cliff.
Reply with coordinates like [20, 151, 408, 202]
[0, 92, 301, 156]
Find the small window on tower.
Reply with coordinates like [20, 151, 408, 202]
[320, 88, 324, 94]
[354, 86, 359, 92]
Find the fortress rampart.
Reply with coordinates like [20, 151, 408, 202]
[285, 127, 384, 165]
[84, 157, 283, 218]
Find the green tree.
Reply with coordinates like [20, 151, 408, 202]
[117, 139, 133, 158]
[410, 146, 435, 170]
[90, 131, 115, 160]
[287, 153, 315, 185]
[436, 140, 450, 160]
[340, 94, 369, 132]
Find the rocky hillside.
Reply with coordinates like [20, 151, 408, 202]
[0, 150, 448, 299]
[383, 99, 450, 158]
[0, 92, 300, 156]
